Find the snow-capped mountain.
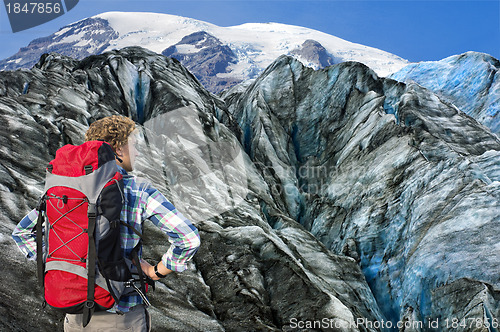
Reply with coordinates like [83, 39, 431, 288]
[390, 52, 500, 135]
[0, 11, 408, 93]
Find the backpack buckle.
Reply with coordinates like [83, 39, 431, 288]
[87, 204, 97, 220]
[84, 165, 93, 175]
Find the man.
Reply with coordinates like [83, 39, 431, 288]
[12, 115, 201, 331]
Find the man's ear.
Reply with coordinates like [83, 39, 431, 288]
[115, 145, 123, 157]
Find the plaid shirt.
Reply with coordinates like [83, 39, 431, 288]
[12, 167, 200, 312]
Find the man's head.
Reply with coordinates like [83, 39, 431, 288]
[85, 115, 137, 171]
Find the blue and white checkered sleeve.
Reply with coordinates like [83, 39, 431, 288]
[12, 208, 39, 260]
[141, 187, 200, 272]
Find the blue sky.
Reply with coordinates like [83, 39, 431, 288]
[0, 0, 499, 62]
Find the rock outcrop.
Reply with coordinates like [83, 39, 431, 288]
[162, 31, 240, 94]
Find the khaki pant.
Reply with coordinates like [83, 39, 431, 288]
[64, 305, 150, 332]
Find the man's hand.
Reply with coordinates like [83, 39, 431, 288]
[140, 259, 172, 281]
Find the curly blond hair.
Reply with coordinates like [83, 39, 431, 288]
[85, 115, 136, 151]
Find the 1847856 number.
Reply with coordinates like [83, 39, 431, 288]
[5, 2, 61, 14]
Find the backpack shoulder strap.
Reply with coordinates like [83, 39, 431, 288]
[36, 196, 46, 287]
[121, 220, 143, 238]
[120, 221, 153, 300]
[82, 203, 98, 327]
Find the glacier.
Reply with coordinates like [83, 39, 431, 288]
[0, 47, 499, 331]
[390, 52, 500, 135]
[222, 55, 500, 329]
[0, 48, 385, 331]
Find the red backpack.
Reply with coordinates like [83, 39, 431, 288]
[35, 141, 148, 326]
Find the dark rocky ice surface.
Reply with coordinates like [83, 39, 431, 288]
[0, 47, 499, 331]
